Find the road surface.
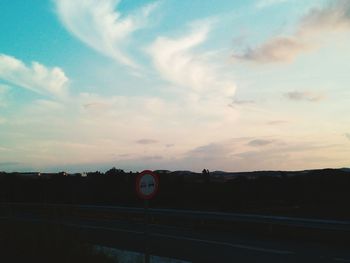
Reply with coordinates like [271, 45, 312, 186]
[1, 214, 349, 262]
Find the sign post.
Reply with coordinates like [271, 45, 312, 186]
[135, 170, 159, 263]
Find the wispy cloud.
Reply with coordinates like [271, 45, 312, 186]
[55, 0, 159, 68]
[235, 0, 350, 63]
[83, 102, 110, 110]
[248, 139, 273, 146]
[300, 0, 350, 34]
[235, 36, 309, 63]
[178, 137, 347, 172]
[345, 133, 350, 141]
[285, 91, 326, 102]
[0, 54, 68, 98]
[148, 22, 236, 98]
[136, 139, 158, 145]
[188, 142, 234, 160]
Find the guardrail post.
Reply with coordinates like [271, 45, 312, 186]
[144, 199, 150, 263]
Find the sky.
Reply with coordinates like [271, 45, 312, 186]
[0, 0, 350, 173]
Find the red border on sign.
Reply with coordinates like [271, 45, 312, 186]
[136, 170, 159, 200]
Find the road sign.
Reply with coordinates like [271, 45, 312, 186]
[136, 170, 159, 200]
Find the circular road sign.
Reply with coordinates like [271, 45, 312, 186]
[136, 170, 159, 200]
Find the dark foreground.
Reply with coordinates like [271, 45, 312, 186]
[1, 168, 350, 220]
[1, 213, 349, 263]
[0, 220, 115, 263]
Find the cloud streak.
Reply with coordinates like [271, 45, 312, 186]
[300, 0, 350, 34]
[248, 139, 273, 146]
[148, 23, 236, 98]
[55, 0, 159, 68]
[176, 137, 348, 172]
[235, 36, 309, 63]
[136, 139, 158, 145]
[345, 133, 350, 141]
[235, 0, 350, 63]
[285, 91, 326, 102]
[0, 54, 68, 98]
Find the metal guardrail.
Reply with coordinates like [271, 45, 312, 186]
[78, 204, 350, 231]
[1, 202, 350, 232]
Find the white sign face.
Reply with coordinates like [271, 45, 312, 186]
[139, 174, 156, 196]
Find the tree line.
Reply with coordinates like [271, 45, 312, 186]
[0, 168, 349, 219]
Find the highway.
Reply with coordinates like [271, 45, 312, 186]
[4, 202, 350, 231]
[69, 217, 350, 262]
[1, 206, 350, 262]
[76, 204, 350, 231]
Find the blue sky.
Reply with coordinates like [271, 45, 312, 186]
[1, 0, 350, 172]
